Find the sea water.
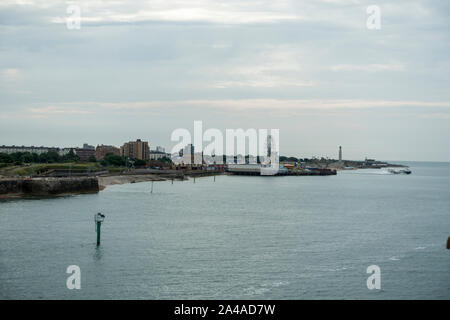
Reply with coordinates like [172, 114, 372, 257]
[0, 162, 449, 299]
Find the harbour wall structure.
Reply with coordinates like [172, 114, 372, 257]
[0, 177, 99, 198]
[227, 164, 337, 176]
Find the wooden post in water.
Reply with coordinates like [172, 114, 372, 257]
[194, 176, 196, 183]
[447, 237, 450, 249]
[214, 175, 216, 182]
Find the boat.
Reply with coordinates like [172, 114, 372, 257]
[388, 168, 412, 175]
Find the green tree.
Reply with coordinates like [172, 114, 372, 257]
[21, 152, 34, 163]
[133, 159, 147, 167]
[101, 153, 126, 166]
[10, 152, 24, 165]
[62, 149, 79, 162]
[39, 151, 60, 163]
[160, 156, 173, 164]
[0, 153, 13, 163]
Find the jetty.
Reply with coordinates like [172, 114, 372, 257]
[226, 164, 336, 176]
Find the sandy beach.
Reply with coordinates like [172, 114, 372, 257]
[98, 174, 168, 190]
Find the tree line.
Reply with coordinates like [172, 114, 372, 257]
[0, 151, 173, 168]
[1, 151, 308, 166]
[0, 150, 79, 164]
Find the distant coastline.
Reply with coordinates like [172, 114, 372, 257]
[0, 155, 410, 199]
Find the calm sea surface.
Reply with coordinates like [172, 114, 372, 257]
[1, 162, 449, 299]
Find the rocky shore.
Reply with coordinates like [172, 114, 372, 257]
[0, 177, 99, 199]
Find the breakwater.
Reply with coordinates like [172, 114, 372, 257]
[0, 177, 99, 198]
[227, 168, 337, 176]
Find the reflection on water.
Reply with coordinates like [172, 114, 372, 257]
[93, 247, 103, 261]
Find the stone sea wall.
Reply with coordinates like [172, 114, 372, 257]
[0, 177, 99, 198]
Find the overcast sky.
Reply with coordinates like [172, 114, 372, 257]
[1, 0, 449, 161]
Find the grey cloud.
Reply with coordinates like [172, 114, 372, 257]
[0, 0, 449, 160]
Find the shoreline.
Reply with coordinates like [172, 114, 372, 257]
[0, 171, 218, 198]
[98, 174, 168, 190]
[98, 171, 221, 189]
[0, 164, 410, 199]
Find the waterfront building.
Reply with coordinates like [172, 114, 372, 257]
[149, 149, 170, 160]
[180, 144, 194, 157]
[172, 144, 203, 167]
[95, 145, 120, 160]
[179, 144, 194, 164]
[83, 143, 95, 150]
[120, 139, 150, 160]
[75, 147, 95, 161]
[0, 145, 50, 155]
[179, 144, 204, 165]
[155, 146, 165, 153]
[0, 145, 73, 156]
